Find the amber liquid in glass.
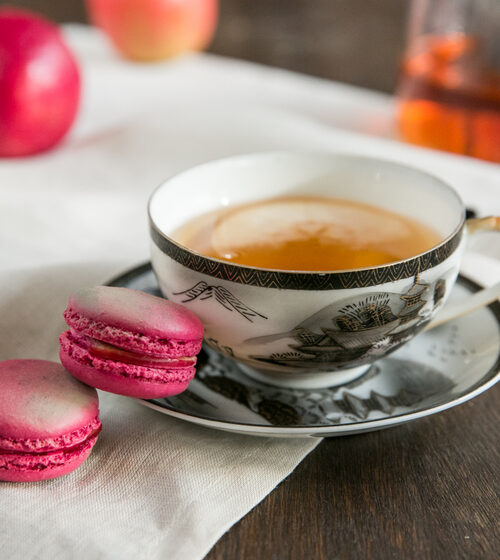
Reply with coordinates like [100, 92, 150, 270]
[397, 34, 500, 162]
[172, 195, 441, 272]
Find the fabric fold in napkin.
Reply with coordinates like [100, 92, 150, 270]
[0, 25, 498, 560]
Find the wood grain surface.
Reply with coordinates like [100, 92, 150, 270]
[6, 1, 500, 559]
[208, 388, 500, 560]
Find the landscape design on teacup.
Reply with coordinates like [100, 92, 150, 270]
[244, 275, 447, 371]
[163, 347, 457, 426]
[173, 281, 268, 322]
[189, 274, 452, 373]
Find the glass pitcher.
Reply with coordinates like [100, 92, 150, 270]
[396, 0, 500, 163]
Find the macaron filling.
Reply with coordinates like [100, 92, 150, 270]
[0, 415, 102, 454]
[0, 423, 101, 472]
[60, 331, 196, 383]
[87, 336, 196, 368]
[63, 309, 202, 358]
[63, 330, 197, 368]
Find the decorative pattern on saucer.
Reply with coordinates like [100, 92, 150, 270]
[108, 263, 500, 437]
[177, 348, 458, 426]
[150, 223, 464, 290]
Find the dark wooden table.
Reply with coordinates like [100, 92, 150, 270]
[9, 2, 500, 559]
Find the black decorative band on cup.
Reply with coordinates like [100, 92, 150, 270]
[150, 223, 464, 291]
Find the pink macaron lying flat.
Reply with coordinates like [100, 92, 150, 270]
[59, 286, 204, 399]
[0, 360, 101, 482]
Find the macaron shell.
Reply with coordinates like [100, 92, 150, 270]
[67, 286, 204, 341]
[60, 343, 193, 399]
[1, 433, 98, 483]
[0, 360, 99, 441]
[0, 415, 101, 454]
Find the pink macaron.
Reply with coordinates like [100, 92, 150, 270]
[0, 360, 101, 482]
[59, 286, 204, 399]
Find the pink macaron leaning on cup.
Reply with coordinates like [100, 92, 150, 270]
[59, 286, 204, 399]
[0, 360, 101, 482]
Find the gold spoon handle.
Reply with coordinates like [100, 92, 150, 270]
[425, 216, 500, 331]
[425, 280, 500, 331]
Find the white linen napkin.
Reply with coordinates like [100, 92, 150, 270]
[1, 25, 498, 560]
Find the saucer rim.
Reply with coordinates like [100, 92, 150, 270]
[137, 370, 499, 437]
[109, 263, 500, 436]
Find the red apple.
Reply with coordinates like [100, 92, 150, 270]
[0, 8, 81, 157]
[86, 0, 218, 61]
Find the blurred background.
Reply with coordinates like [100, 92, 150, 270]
[4, 0, 500, 162]
[5, 0, 408, 93]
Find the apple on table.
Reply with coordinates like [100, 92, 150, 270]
[86, 0, 218, 61]
[0, 8, 80, 157]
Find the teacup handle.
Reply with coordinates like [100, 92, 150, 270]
[425, 217, 500, 331]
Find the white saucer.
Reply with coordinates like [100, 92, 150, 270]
[109, 263, 500, 438]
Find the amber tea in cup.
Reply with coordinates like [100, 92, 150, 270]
[172, 195, 441, 271]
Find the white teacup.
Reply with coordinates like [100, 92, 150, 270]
[149, 152, 497, 388]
